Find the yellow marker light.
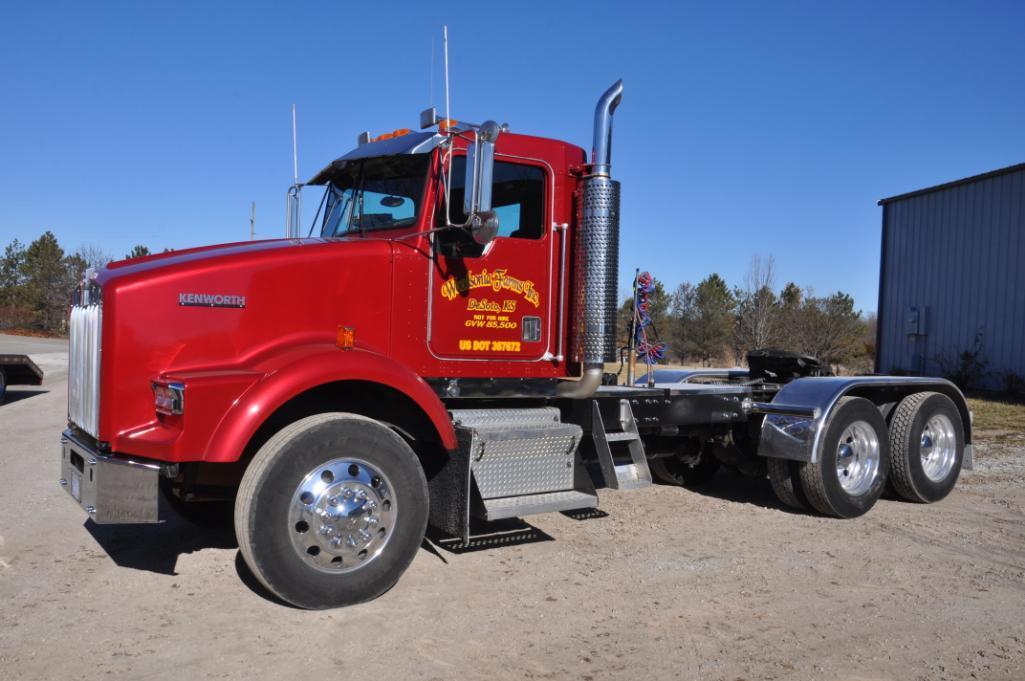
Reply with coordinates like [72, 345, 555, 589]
[336, 326, 355, 350]
[372, 128, 412, 142]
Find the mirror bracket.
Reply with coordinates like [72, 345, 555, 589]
[460, 120, 502, 245]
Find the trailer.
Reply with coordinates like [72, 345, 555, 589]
[58, 81, 970, 609]
[0, 354, 43, 404]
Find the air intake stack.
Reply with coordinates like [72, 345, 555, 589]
[561, 80, 624, 398]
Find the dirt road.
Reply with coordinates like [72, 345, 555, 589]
[1, 334, 1023, 681]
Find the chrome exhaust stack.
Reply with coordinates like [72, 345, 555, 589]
[560, 80, 624, 399]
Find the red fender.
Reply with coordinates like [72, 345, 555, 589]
[203, 344, 457, 462]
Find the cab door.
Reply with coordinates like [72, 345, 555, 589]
[428, 155, 553, 361]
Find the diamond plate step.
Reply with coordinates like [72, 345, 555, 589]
[450, 407, 593, 522]
[450, 407, 562, 429]
[483, 491, 598, 521]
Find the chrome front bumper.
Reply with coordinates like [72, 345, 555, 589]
[59, 430, 160, 524]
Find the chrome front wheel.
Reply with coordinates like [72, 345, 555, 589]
[288, 458, 396, 573]
[235, 413, 429, 609]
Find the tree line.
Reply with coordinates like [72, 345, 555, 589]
[0, 231, 158, 335]
[619, 257, 875, 372]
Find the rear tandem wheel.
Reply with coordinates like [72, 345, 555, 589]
[796, 396, 890, 519]
[887, 391, 965, 503]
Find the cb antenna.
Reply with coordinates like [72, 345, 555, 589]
[442, 26, 454, 225]
[291, 104, 300, 187]
[286, 104, 302, 237]
[443, 25, 451, 130]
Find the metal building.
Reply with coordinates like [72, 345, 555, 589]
[876, 162, 1025, 390]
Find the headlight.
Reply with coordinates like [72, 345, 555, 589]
[152, 381, 185, 416]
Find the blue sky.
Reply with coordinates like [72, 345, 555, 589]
[1, 1, 1022, 312]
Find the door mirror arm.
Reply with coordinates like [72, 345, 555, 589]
[458, 120, 502, 245]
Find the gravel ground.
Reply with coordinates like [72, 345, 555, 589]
[1, 334, 1023, 681]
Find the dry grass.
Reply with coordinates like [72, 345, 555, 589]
[967, 396, 1025, 440]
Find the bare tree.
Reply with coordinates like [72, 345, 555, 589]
[733, 255, 779, 361]
[75, 244, 112, 271]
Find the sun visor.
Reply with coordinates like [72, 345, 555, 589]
[308, 132, 442, 185]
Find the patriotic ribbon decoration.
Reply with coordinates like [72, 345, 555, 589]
[634, 271, 666, 363]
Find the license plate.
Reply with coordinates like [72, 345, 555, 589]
[71, 471, 81, 501]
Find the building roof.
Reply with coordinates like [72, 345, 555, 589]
[878, 161, 1025, 205]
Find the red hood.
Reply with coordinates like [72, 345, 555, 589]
[100, 238, 321, 284]
[91, 234, 397, 451]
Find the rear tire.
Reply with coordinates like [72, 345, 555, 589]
[0, 368, 6, 405]
[798, 397, 890, 518]
[766, 457, 807, 510]
[235, 413, 428, 609]
[888, 392, 964, 503]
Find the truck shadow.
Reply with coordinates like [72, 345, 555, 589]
[678, 467, 803, 514]
[1, 388, 48, 405]
[232, 553, 295, 607]
[84, 513, 237, 576]
[425, 518, 554, 555]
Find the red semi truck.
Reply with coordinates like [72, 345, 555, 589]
[59, 82, 971, 609]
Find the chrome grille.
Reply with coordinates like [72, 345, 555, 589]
[69, 282, 102, 438]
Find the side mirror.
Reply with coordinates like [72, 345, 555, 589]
[469, 211, 500, 245]
[463, 120, 501, 217]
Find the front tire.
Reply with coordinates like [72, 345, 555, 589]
[235, 413, 428, 609]
[798, 397, 890, 518]
[887, 392, 964, 503]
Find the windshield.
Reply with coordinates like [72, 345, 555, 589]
[317, 155, 431, 237]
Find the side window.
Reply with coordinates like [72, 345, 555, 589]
[436, 157, 546, 257]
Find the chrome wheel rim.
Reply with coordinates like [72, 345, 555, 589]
[920, 414, 957, 482]
[835, 420, 881, 496]
[287, 458, 396, 573]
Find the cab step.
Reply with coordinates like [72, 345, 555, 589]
[483, 490, 598, 521]
[592, 400, 652, 490]
[450, 408, 598, 523]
